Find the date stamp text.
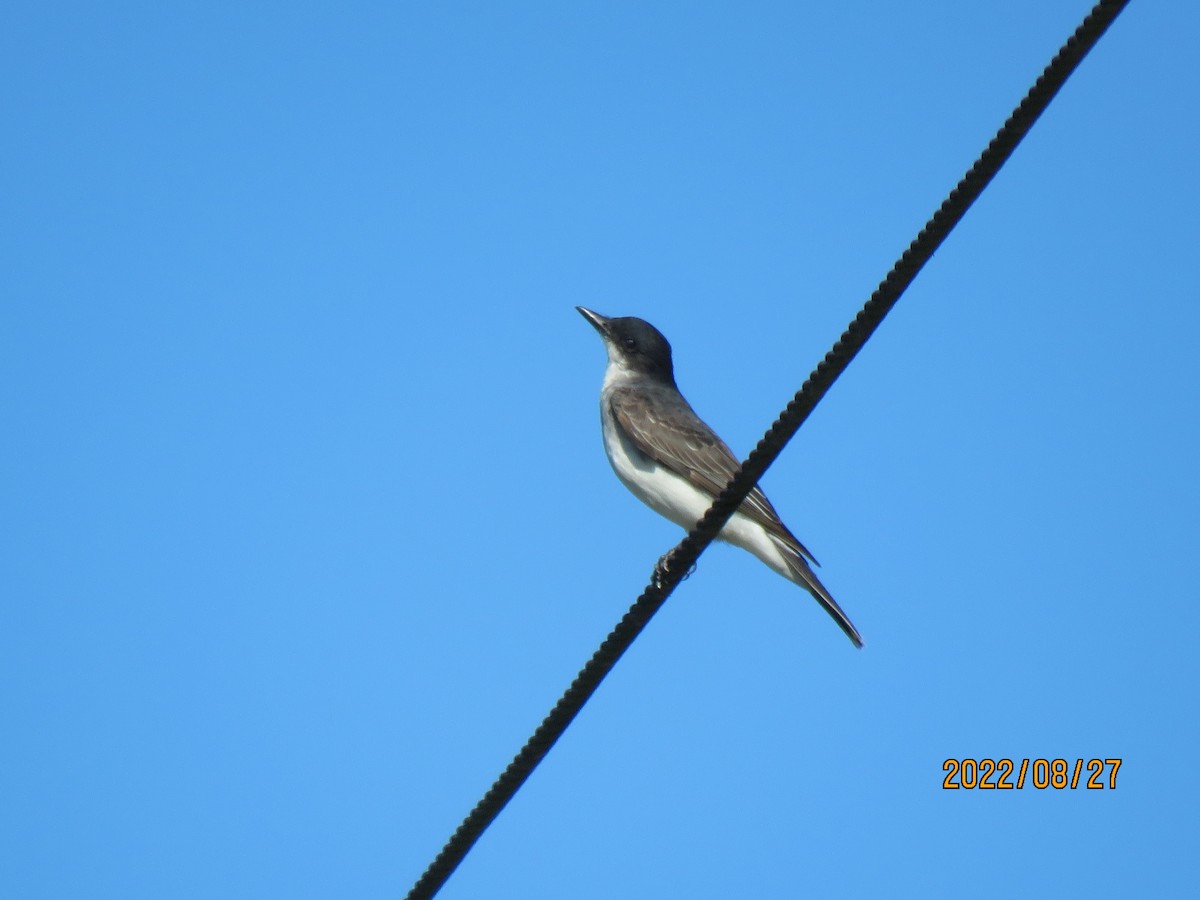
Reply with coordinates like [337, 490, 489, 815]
[942, 758, 1122, 790]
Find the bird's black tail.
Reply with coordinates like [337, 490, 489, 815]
[769, 534, 864, 648]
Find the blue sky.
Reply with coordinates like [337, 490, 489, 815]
[3, 2, 1197, 898]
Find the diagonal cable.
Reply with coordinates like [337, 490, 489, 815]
[405, 1, 1130, 896]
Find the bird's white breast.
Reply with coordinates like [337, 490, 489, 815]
[595, 358, 794, 580]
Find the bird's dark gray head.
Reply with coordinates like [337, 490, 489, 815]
[576, 306, 675, 384]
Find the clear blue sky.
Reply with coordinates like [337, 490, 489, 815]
[3, 2, 1197, 898]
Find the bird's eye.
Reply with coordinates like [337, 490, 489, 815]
[622, 337, 636, 350]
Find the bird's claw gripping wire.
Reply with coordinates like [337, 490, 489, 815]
[653, 549, 697, 589]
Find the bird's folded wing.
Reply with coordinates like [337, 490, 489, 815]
[609, 386, 819, 565]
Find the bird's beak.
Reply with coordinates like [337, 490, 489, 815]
[576, 306, 611, 337]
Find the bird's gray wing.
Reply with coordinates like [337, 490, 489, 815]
[609, 385, 819, 565]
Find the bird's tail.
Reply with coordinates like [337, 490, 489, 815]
[769, 534, 864, 648]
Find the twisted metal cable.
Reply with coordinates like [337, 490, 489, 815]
[405, 2, 1130, 896]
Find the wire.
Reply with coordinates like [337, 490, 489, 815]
[404, 1, 1131, 896]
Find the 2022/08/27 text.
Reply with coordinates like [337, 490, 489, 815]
[942, 758, 1122, 790]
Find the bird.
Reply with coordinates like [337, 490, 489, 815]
[576, 306, 863, 648]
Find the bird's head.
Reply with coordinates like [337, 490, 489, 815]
[576, 307, 676, 385]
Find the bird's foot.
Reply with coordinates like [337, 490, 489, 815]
[653, 549, 697, 589]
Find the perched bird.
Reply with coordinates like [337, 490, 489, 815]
[577, 307, 863, 648]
